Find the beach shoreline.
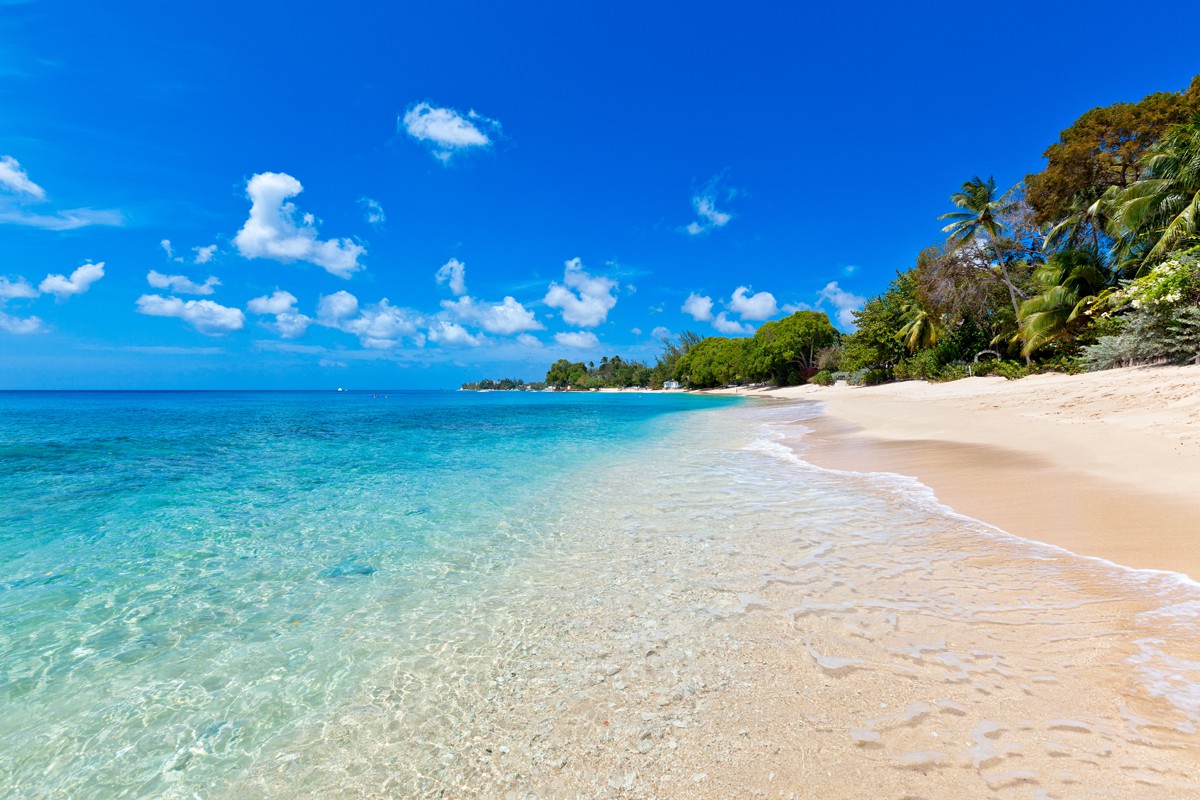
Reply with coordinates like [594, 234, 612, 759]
[706, 365, 1200, 580]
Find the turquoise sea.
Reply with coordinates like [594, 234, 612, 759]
[3, 390, 1200, 798]
[0, 390, 731, 797]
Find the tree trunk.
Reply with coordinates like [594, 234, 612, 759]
[992, 240, 1030, 364]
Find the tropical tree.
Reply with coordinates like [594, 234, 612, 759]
[938, 176, 1026, 317]
[1016, 249, 1112, 356]
[746, 311, 839, 385]
[1025, 77, 1200, 227]
[896, 302, 942, 352]
[1112, 117, 1200, 263]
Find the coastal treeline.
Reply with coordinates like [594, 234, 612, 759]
[460, 378, 547, 391]
[827, 75, 1200, 385]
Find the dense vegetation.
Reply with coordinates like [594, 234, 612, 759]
[459, 378, 547, 391]
[466, 76, 1200, 392]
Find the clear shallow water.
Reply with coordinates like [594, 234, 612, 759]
[0, 390, 733, 798]
[4, 392, 1200, 799]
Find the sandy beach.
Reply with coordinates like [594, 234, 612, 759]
[712, 365, 1200, 580]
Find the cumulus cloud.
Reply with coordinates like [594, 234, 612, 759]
[317, 290, 424, 349]
[685, 176, 733, 236]
[712, 312, 754, 335]
[0, 276, 38, 300]
[0, 155, 46, 199]
[360, 197, 385, 226]
[435, 258, 467, 296]
[247, 290, 311, 338]
[728, 286, 778, 320]
[0, 311, 45, 334]
[39, 262, 104, 299]
[136, 294, 246, 334]
[681, 292, 714, 322]
[160, 239, 180, 261]
[651, 325, 671, 339]
[234, 172, 365, 278]
[147, 270, 220, 296]
[440, 295, 542, 335]
[516, 332, 542, 348]
[554, 331, 600, 349]
[193, 245, 217, 264]
[817, 281, 867, 330]
[401, 102, 500, 162]
[544, 258, 618, 328]
[0, 273, 43, 334]
[0, 155, 122, 230]
[427, 320, 480, 347]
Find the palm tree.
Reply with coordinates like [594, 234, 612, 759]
[1045, 192, 1113, 254]
[1017, 249, 1112, 356]
[939, 176, 1024, 317]
[1112, 117, 1200, 263]
[896, 302, 941, 352]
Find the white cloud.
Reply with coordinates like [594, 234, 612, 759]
[160, 239, 179, 261]
[728, 286, 778, 320]
[0, 207, 123, 230]
[193, 245, 217, 264]
[319, 358, 348, 368]
[685, 176, 733, 236]
[40, 262, 104, 299]
[440, 295, 542, 335]
[435, 258, 467, 296]
[136, 294, 245, 334]
[360, 197, 385, 226]
[651, 325, 671, 339]
[543, 258, 618, 327]
[247, 290, 311, 338]
[681, 292, 714, 322]
[147, 270, 220, 296]
[516, 332, 542, 348]
[842, 265, 859, 276]
[817, 281, 866, 330]
[713, 312, 754, 335]
[317, 290, 424, 349]
[0, 276, 38, 300]
[630, 327, 642, 336]
[0, 270, 45, 334]
[401, 102, 499, 162]
[0, 155, 46, 199]
[427, 320, 480, 347]
[0, 155, 122, 230]
[554, 331, 600, 349]
[0, 310, 43, 334]
[234, 172, 365, 278]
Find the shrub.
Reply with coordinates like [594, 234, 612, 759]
[934, 362, 970, 382]
[810, 370, 835, 386]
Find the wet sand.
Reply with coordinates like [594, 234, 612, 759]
[712, 365, 1200, 580]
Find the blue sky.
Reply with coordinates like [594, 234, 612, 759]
[1, 1, 1197, 389]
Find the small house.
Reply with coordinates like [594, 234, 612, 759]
[663, 380, 682, 390]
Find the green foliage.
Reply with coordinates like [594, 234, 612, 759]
[1081, 304, 1200, 370]
[674, 336, 751, 388]
[1017, 249, 1114, 356]
[810, 370, 834, 386]
[841, 271, 916, 376]
[745, 311, 839, 385]
[460, 377, 544, 391]
[545, 359, 590, 389]
[1122, 250, 1200, 309]
[1112, 118, 1200, 262]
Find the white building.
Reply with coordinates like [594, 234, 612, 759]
[663, 380, 682, 390]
